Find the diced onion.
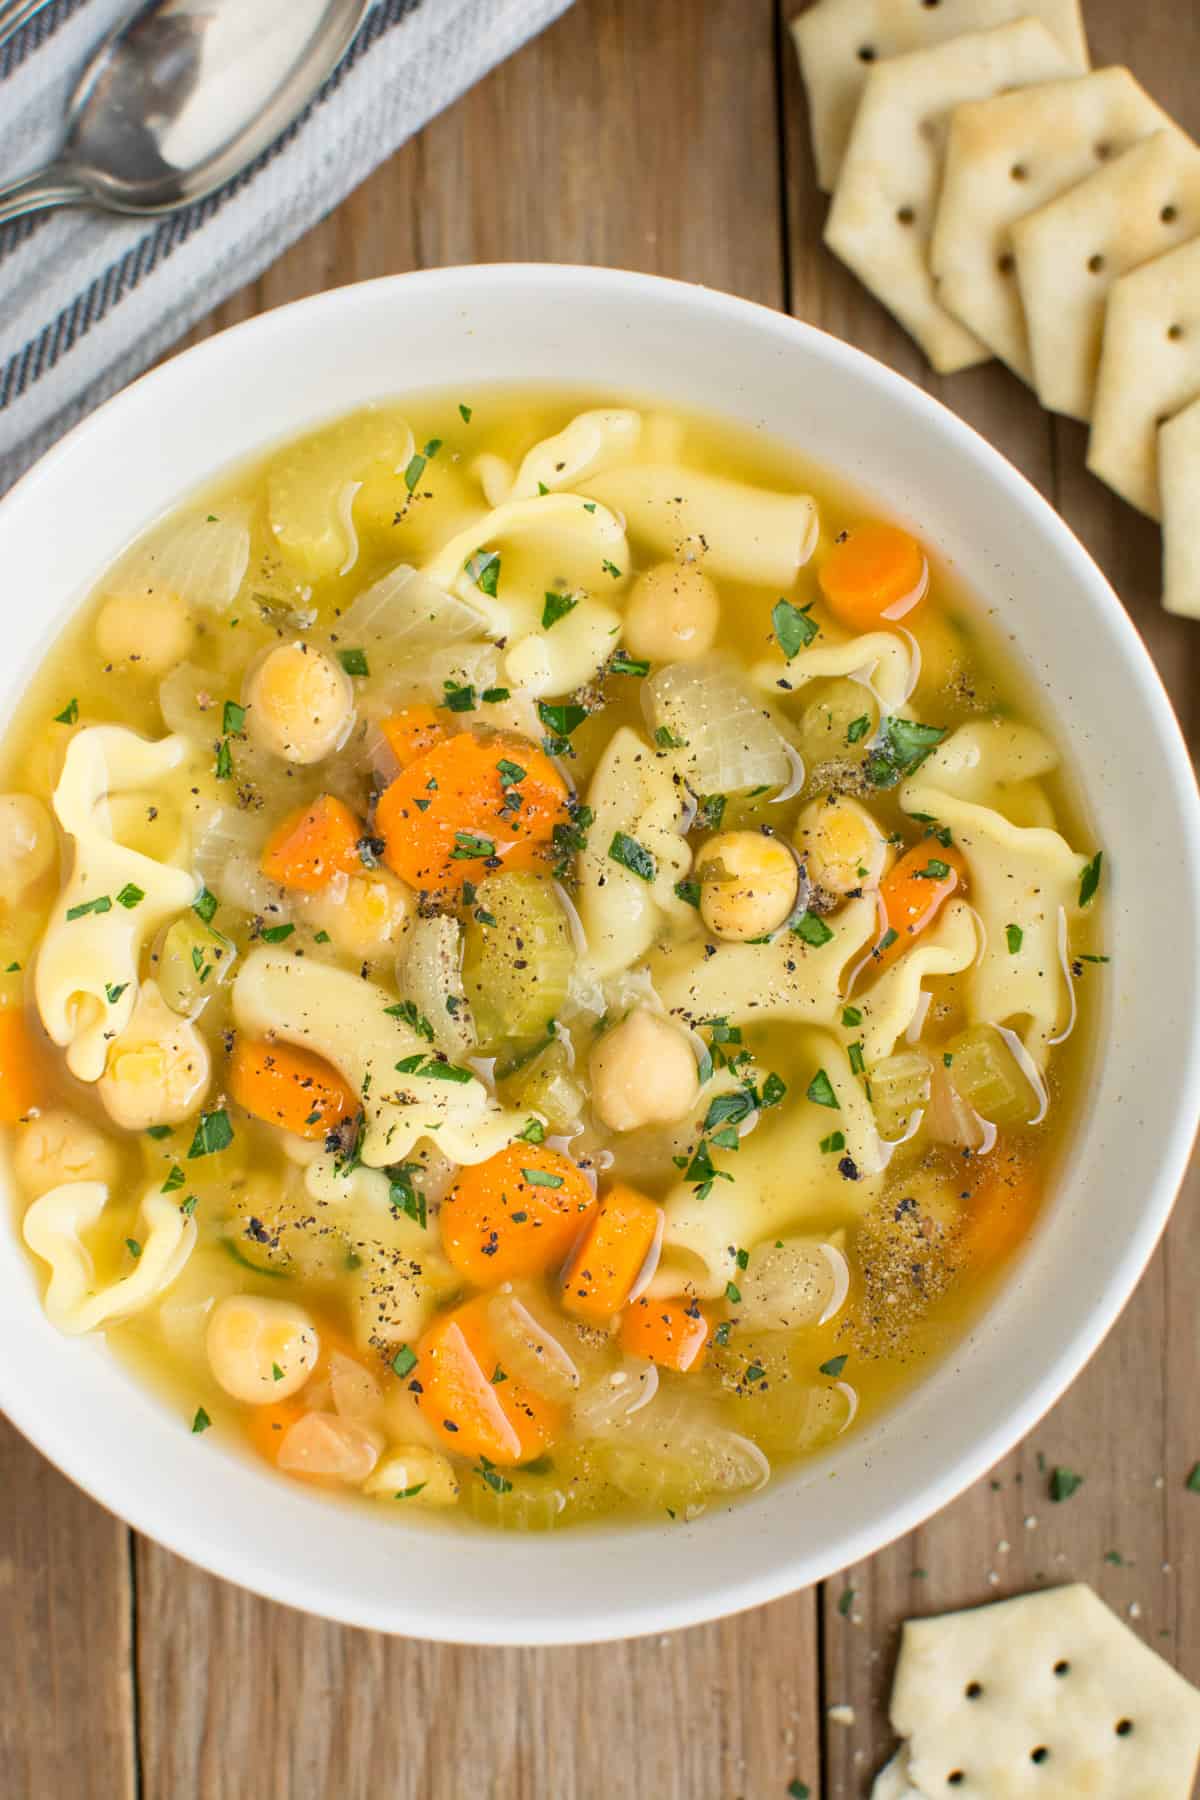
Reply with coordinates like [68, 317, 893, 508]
[335, 481, 362, 577]
[645, 659, 793, 795]
[329, 1350, 384, 1423]
[487, 1292, 580, 1401]
[117, 509, 250, 614]
[277, 1412, 380, 1482]
[572, 1359, 659, 1434]
[338, 562, 488, 654]
[398, 915, 475, 1061]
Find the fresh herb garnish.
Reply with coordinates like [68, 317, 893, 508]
[675, 878, 702, 908]
[388, 1164, 427, 1230]
[475, 1455, 512, 1494]
[521, 1168, 563, 1188]
[865, 716, 948, 788]
[915, 859, 951, 880]
[222, 700, 246, 736]
[609, 650, 650, 677]
[793, 912, 834, 948]
[819, 1354, 848, 1378]
[193, 887, 217, 924]
[609, 831, 656, 881]
[104, 982, 128, 1004]
[517, 1118, 546, 1144]
[391, 1344, 418, 1379]
[841, 1005, 862, 1028]
[1079, 851, 1103, 908]
[458, 402, 473, 422]
[1006, 923, 1024, 955]
[601, 559, 622, 579]
[187, 1109, 233, 1159]
[846, 714, 871, 744]
[385, 999, 435, 1040]
[337, 647, 370, 678]
[772, 597, 819, 658]
[442, 681, 476, 713]
[191, 1407, 211, 1434]
[806, 1068, 839, 1110]
[259, 922, 295, 944]
[214, 738, 233, 781]
[654, 725, 685, 750]
[542, 589, 579, 629]
[696, 793, 726, 832]
[54, 698, 79, 725]
[451, 831, 496, 861]
[466, 550, 501, 598]
[66, 895, 111, 921]
[820, 1131, 846, 1153]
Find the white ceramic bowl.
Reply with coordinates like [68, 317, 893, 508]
[1, 267, 1198, 1644]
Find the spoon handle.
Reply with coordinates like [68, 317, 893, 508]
[0, 0, 53, 50]
[0, 164, 88, 227]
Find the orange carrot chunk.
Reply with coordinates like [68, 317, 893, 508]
[0, 1008, 50, 1124]
[229, 1037, 356, 1139]
[619, 1295, 714, 1373]
[440, 1142, 596, 1287]
[819, 522, 928, 632]
[415, 1294, 562, 1465]
[260, 794, 363, 893]
[959, 1147, 1041, 1271]
[562, 1182, 662, 1322]
[375, 730, 569, 898]
[874, 843, 967, 972]
[378, 705, 451, 771]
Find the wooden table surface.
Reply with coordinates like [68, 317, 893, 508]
[4, 2, 1198, 1795]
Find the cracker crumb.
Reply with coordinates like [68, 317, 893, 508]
[828, 1704, 856, 1726]
[1129, 1601, 1142, 1620]
[1024, 1514, 1038, 1530]
[997, 1539, 1011, 1554]
[987, 1570, 1000, 1586]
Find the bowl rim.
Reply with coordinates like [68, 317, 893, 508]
[2, 262, 1198, 1644]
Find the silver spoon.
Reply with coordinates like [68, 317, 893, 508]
[0, 0, 373, 227]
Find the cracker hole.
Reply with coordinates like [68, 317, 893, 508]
[858, 44, 876, 61]
[997, 252, 1015, 276]
[922, 0, 941, 8]
[897, 206, 916, 226]
[1053, 1659, 1070, 1676]
[1162, 203, 1179, 224]
[1030, 1747, 1050, 1765]
[947, 1775, 965, 1788]
[1156, 413, 1170, 427]
[1115, 1719, 1134, 1737]
[1087, 254, 1105, 274]
[965, 1681, 983, 1699]
[1010, 163, 1028, 182]
[1095, 141, 1113, 161]
[1168, 324, 1185, 341]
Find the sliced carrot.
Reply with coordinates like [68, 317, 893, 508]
[0, 1008, 51, 1124]
[874, 843, 967, 972]
[562, 1182, 661, 1322]
[378, 705, 451, 770]
[374, 730, 569, 898]
[229, 1036, 356, 1139]
[620, 1296, 714, 1373]
[440, 1142, 595, 1287]
[415, 1294, 562, 1465]
[260, 794, 363, 893]
[959, 1147, 1041, 1271]
[819, 522, 928, 632]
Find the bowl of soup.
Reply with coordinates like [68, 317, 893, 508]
[0, 267, 1196, 1642]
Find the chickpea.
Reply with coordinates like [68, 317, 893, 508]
[301, 869, 413, 962]
[363, 1445, 460, 1506]
[243, 644, 354, 764]
[95, 592, 194, 676]
[98, 980, 211, 1131]
[12, 1107, 120, 1199]
[696, 830, 799, 942]
[622, 562, 719, 663]
[795, 795, 891, 897]
[206, 1295, 319, 1403]
[589, 1007, 700, 1133]
[0, 793, 55, 906]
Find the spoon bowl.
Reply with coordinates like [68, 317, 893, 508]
[0, 0, 372, 224]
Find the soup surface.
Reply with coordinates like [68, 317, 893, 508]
[1, 391, 1105, 1529]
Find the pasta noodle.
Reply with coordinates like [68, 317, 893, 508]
[754, 626, 919, 713]
[580, 465, 819, 586]
[35, 727, 198, 1081]
[23, 1180, 196, 1334]
[851, 899, 980, 1064]
[577, 727, 694, 977]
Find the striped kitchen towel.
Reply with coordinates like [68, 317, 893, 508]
[0, 0, 573, 494]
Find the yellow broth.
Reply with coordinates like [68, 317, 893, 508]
[0, 390, 1105, 1529]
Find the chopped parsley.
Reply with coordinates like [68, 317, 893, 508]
[1006, 923, 1024, 955]
[725, 1280, 742, 1304]
[846, 714, 871, 745]
[214, 738, 233, 781]
[819, 1354, 848, 1378]
[442, 681, 476, 713]
[674, 878, 702, 908]
[394, 1484, 428, 1500]
[104, 982, 129, 1004]
[806, 1068, 839, 1110]
[497, 758, 526, 787]
[542, 589, 579, 629]
[654, 725, 685, 750]
[600, 558, 622, 579]
[696, 793, 726, 832]
[458, 402, 473, 423]
[915, 859, 951, 880]
[146, 1125, 172, 1140]
[271, 1362, 284, 1382]
[125, 1238, 142, 1259]
[1079, 851, 1103, 907]
[187, 1109, 233, 1159]
[54, 697, 79, 725]
[772, 596, 819, 658]
[385, 999, 434, 1040]
[259, 922, 295, 944]
[391, 1344, 418, 1379]
[475, 1455, 512, 1494]
[517, 1118, 546, 1144]
[481, 686, 510, 704]
[841, 1005, 862, 1028]
[388, 1164, 427, 1229]
[820, 1131, 846, 1154]
[521, 1168, 563, 1188]
[609, 831, 656, 881]
[537, 699, 589, 757]
[222, 700, 246, 736]
[191, 1407, 211, 1434]
[193, 887, 218, 924]
[161, 1165, 185, 1193]
[847, 1041, 866, 1076]
[466, 550, 501, 598]
[337, 647, 370, 678]
[793, 912, 834, 948]
[66, 895, 112, 921]
[865, 716, 948, 788]
[1049, 1466, 1084, 1502]
[395, 1056, 474, 1084]
[609, 649, 650, 677]
[451, 831, 496, 861]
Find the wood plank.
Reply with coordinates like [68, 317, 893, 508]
[135, 5, 822, 1798]
[0, 1415, 135, 1798]
[782, 0, 1200, 1789]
